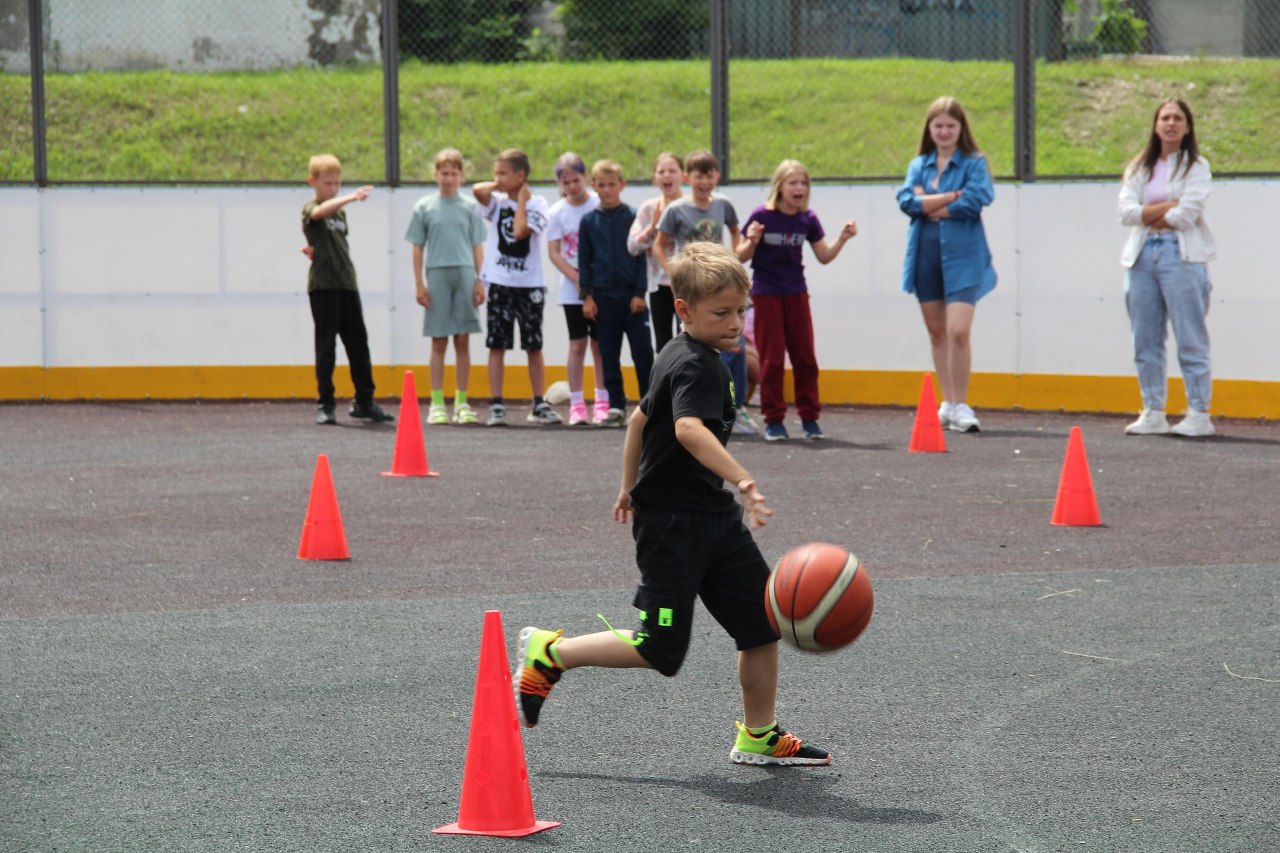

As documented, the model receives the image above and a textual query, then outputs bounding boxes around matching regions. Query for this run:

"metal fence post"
[28,0,47,186]
[710,0,730,180]
[382,0,400,186]
[1013,0,1036,181]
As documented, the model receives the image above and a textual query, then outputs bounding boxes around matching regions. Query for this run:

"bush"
[1091,0,1148,55]
[559,0,708,60]
[399,0,539,64]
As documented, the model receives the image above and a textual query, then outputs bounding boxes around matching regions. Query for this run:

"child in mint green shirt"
[405,148,488,425]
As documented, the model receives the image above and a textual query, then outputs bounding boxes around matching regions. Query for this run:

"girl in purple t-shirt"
[737,160,857,441]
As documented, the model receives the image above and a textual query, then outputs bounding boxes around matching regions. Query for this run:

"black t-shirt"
[631,332,738,512]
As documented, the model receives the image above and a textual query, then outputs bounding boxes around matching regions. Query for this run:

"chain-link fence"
[2,0,1278,184]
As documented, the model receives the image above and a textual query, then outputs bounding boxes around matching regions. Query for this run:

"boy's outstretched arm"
[612,408,648,523]
[674,416,773,529]
[310,185,373,220]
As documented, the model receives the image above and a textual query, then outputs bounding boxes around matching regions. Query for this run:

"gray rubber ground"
[2,401,1277,852]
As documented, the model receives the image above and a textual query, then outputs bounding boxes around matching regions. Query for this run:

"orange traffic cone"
[297,453,351,560]
[908,373,947,453]
[1051,426,1102,526]
[435,611,559,837]
[382,370,439,478]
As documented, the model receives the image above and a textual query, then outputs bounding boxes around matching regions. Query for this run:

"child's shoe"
[733,407,758,435]
[597,408,626,428]
[948,403,980,433]
[486,403,507,426]
[315,404,336,426]
[764,422,789,442]
[514,627,565,728]
[426,405,449,425]
[349,401,394,423]
[801,419,825,440]
[568,401,590,426]
[527,402,563,425]
[452,403,478,425]
[729,721,831,766]
[592,397,610,426]
[938,401,954,428]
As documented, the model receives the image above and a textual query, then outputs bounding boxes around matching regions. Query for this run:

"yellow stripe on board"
[1,366,1277,420]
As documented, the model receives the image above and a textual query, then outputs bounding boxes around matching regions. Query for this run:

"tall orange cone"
[908,372,948,453]
[1051,426,1102,526]
[297,453,351,560]
[435,611,559,837]
[382,370,439,477]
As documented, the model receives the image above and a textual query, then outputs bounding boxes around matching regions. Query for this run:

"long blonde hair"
[765,159,810,212]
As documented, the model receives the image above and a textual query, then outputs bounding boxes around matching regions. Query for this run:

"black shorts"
[629,505,776,677]
[562,303,598,341]
[486,283,545,351]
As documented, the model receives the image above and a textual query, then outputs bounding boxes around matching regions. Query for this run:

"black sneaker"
[315,405,336,426]
[348,401,394,423]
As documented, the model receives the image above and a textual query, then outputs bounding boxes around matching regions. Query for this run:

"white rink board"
[0,180,1275,383]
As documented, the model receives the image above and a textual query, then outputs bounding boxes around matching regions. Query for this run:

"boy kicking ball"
[514,242,830,767]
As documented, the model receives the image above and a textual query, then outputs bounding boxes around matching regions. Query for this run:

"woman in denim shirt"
[1117,98,1216,438]
[897,96,996,433]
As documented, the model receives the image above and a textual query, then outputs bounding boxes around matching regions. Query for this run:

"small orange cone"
[382,370,439,478]
[909,373,948,453]
[297,453,351,560]
[1051,426,1102,526]
[435,611,559,837]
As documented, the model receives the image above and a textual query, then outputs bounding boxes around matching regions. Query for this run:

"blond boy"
[514,243,831,767]
[302,153,392,425]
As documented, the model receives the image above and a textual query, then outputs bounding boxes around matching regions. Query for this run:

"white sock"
[595,388,609,405]
[570,390,584,405]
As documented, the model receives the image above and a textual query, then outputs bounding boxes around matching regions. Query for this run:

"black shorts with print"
[486,283,545,351]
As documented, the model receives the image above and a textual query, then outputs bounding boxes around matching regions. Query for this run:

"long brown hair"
[918,96,981,156]
[1128,98,1199,179]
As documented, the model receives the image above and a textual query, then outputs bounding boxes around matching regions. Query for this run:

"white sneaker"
[486,404,507,426]
[949,403,980,433]
[1170,409,1215,437]
[938,401,954,428]
[1124,408,1170,435]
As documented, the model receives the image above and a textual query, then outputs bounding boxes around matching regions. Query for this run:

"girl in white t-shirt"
[547,152,607,425]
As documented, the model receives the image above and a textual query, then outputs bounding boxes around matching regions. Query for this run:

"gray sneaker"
[527,402,563,425]
[597,407,626,428]
[486,403,507,426]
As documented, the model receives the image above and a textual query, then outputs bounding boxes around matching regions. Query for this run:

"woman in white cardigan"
[1117,98,1216,437]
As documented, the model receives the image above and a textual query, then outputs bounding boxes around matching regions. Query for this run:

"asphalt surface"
[2,401,1278,853]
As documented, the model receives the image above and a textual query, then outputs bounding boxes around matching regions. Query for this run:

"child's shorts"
[485,283,545,351]
[628,504,777,677]
[913,220,979,305]
[423,267,482,338]
[562,303,598,341]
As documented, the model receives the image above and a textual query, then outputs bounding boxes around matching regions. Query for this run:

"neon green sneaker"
[514,627,564,728]
[729,721,832,766]
[426,405,449,425]
[452,403,478,425]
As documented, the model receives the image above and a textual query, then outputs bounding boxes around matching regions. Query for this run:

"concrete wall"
[0,0,380,73]
[1,180,1276,416]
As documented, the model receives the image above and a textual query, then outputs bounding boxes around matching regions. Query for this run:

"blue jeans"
[594,295,655,411]
[1125,233,1212,412]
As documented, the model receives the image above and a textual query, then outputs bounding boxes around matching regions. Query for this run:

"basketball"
[765,543,874,653]
[545,380,571,406]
